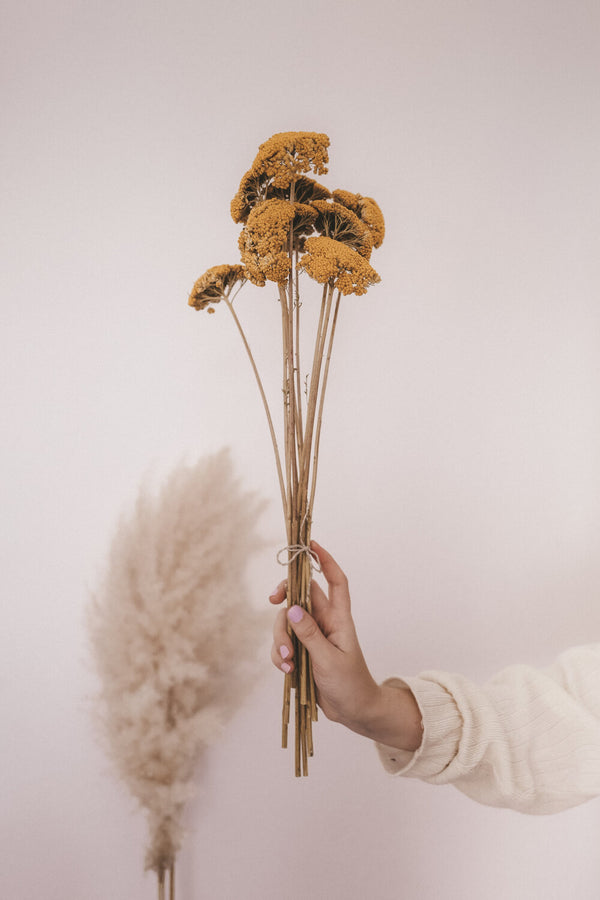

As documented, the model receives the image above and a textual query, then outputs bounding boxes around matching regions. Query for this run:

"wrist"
[354,682,423,751]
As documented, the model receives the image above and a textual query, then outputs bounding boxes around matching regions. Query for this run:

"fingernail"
[269,588,278,600]
[280,645,290,660]
[281,662,291,674]
[288,605,304,623]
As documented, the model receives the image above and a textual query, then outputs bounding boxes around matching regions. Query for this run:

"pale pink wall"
[3,1,600,897]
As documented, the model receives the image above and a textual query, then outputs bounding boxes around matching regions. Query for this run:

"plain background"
[3,1,600,897]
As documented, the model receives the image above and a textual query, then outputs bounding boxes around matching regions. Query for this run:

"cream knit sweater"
[376,644,600,813]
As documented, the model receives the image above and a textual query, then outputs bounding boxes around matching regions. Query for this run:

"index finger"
[310,541,351,611]
[269,580,287,605]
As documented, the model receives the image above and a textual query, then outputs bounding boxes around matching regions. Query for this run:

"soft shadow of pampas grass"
[88,449,269,890]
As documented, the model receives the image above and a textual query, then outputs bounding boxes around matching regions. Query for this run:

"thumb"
[287,605,335,667]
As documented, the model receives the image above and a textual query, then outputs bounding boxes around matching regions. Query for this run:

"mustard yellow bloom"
[238,200,319,285]
[298,236,380,296]
[330,189,359,213]
[311,200,373,259]
[238,200,295,286]
[188,264,246,313]
[251,132,330,189]
[332,190,385,248]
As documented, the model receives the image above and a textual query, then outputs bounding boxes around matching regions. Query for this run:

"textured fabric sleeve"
[376,644,600,814]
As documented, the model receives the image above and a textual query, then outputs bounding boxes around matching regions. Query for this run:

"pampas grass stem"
[90,449,268,887]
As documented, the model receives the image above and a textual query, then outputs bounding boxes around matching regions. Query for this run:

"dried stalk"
[157,863,175,900]
[222,295,287,519]
[308,289,342,520]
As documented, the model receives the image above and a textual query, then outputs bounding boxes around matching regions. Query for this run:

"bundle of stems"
[225,274,340,776]
[189,132,384,774]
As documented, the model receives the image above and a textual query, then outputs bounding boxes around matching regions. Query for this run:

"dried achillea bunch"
[188,131,385,775]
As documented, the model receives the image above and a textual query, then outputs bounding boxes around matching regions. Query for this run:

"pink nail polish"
[288,605,304,623]
[280,645,290,660]
[281,662,291,674]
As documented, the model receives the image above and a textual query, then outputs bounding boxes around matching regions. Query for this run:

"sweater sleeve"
[375,644,600,814]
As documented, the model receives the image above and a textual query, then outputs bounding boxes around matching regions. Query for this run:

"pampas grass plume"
[89,449,268,885]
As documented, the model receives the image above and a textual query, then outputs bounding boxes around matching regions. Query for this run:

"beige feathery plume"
[89,449,268,897]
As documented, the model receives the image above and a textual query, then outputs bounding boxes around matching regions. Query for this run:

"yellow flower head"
[251,132,330,190]
[238,200,296,286]
[332,190,385,248]
[311,200,373,259]
[188,264,246,312]
[298,236,381,296]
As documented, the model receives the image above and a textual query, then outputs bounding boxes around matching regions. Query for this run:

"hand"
[269,541,423,751]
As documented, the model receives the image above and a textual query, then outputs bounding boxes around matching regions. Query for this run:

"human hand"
[269,541,423,751]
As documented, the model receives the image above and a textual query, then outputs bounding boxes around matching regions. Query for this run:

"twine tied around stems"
[276,544,322,575]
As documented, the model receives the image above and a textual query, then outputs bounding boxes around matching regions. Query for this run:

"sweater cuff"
[375,676,463,778]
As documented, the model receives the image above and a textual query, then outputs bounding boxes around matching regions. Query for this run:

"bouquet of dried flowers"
[189,132,384,775]
[89,450,267,899]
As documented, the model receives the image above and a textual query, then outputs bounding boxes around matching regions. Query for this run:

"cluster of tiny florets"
[188,264,246,313]
[252,131,330,189]
[298,236,380,296]
[238,200,296,286]
[332,190,385,248]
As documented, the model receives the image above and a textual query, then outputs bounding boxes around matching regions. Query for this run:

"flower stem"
[308,289,341,520]
[299,283,334,509]
[222,295,287,517]
[294,252,304,458]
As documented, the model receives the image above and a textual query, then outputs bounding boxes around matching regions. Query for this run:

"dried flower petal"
[298,235,381,296]
[188,264,246,312]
